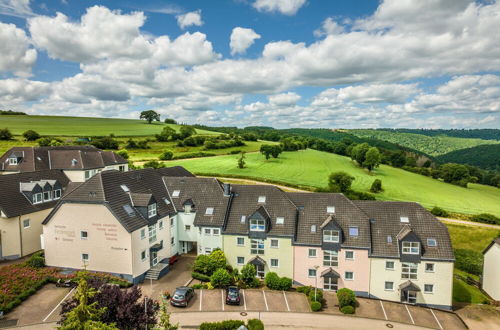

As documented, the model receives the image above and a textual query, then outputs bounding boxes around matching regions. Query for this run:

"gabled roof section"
[483,237,500,254]
[130,193,154,207]
[396,224,413,240]
[249,205,271,222]
[321,267,340,278]
[399,280,421,292]
[156,166,194,177]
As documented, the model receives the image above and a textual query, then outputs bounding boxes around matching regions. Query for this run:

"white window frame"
[323,250,338,266]
[425,263,435,273]
[148,225,157,243]
[323,230,339,243]
[402,263,418,280]
[43,191,52,202]
[345,250,355,260]
[311,225,316,233]
[147,203,157,218]
[82,253,89,262]
[400,216,409,223]
[250,219,265,232]
[23,219,30,229]
[385,260,395,270]
[205,207,214,215]
[402,241,420,254]
[141,250,147,261]
[80,231,88,240]
[237,237,245,246]
[345,271,354,281]
[250,239,265,255]
[8,157,17,165]
[385,281,394,291]
[270,239,279,248]
[237,257,245,265]
[270,259,279,268]
[258,196,266,203]
[33,193,43,204]
[308,248,317,258]
[140,228,146,240]
[276,217,284,225]
[204,228,211,235]
[327,206,335,213]
[424,284,434,294]
[240,215,246,223]
[53,189,61,200]
[172,190,180,197]
[308,269,317,278]
[213,228,220,236]
[348,226,359,237]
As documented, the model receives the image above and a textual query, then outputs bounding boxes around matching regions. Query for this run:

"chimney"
[223,183,231,197]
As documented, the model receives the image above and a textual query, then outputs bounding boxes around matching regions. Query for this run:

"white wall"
[197,227,223,255]
[483,243,500,300]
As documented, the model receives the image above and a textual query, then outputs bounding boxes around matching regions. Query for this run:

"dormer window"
[33,193,43,204]
[53,189,61,200]
[311,225,316,233]
[8,157,17,165]
[323,230,339,243]
[250,219,265,231]
[71,159,78,166]
[327,206,335,214]
[276,217,284,225]
[427,238,437,247]
[387,235,393,244]
[240,215,246,223]
[402,241,419,254]
[123,204,134,216]
[147,203,157,218]
[400,216,409,223]
[258,196,266,203]
[205,207,214,215]
[349,226,359,237]
[43,191,52,202]
[172,190,180,198]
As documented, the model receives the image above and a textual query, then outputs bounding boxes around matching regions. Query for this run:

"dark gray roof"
[287,192,371,248]
[0,146,127,172]
[156,166,194,178]
[0,170,70,217]
[224,185,297,237]
[163,177,230,227]
[354,201,454,260]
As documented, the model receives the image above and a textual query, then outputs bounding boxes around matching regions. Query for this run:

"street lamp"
[314,265,320,301]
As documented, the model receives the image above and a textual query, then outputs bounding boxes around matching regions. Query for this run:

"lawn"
[445,222,500,253]
[453,277,489,304]
[0,115,218,136]
[166,149,500,216]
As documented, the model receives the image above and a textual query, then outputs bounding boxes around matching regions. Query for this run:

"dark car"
[170,287,194,307]
[225,286,241,305]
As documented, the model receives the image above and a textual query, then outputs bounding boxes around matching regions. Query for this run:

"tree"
[91,136,119,150]
[209,249,227,270]
[155,298,178,330]
[405,156,417,167]
[370,179,383,193]
[210,268,232,288]
[439,163,471,187]
[164,118,177,124]
[237,151,246,169]
[260,144,282,160]
[363,147,381,171]
[0,128,13,140]
[241,264,256,284]
[350,143,370,166]
[270,145,283,158]
[23,130,41,141]
[140,110,160,124]
[143,160,166,169]
[116,149,129,159]
[156,127,177,142]
[328,171,355,193]
[193,254,217,275]
[179,126,196,139]
[389,151,406,168]
[159,150,174,160]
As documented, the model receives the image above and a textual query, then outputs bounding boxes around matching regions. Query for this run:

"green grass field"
[445,222,500,253]
[0,115,218,136]
[165,149,500,216]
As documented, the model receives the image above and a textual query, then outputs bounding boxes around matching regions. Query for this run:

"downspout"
[18,216,23,257]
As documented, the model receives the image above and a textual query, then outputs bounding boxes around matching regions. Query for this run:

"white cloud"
[230,27,261,55]
[268,92,301,106]
[313,17,344,37]
[0,79,50,102]
[176,10,203,29]
[0,23,37,77]
[253,0,306,15]
[0,0,34,18]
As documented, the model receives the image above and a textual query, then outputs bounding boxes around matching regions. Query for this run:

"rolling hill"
[165,149,500,216]
[436,144,500,171]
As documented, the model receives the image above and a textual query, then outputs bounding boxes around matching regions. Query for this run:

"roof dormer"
[320,214,343,251]
[397,225,422,263]
[7,151,23,165]
[248,206,271,239]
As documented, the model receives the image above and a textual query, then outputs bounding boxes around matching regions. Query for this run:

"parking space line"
[199,289,203,311]
[405,304,415,324]
[262,290,269,311]
[221,289,224,311]
[43,287,75,322]
[379,300,388,320]
[429,308,443,330]
[242,289,247,311]
[283,291,290,312]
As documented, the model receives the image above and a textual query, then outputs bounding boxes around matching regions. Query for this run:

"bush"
[340,305,355,314]
[38,137,63,147]
[199,320,245,330]
[209,250,227,270]
[210,268,232,288]
[0,128,13,140]
[143,160,165,169]
[471,213,500,225]
[191,283,208,289]
[23,130,41,141]
[247,319,264,330]
[278,277,293,291]
[430,206,449,217]
[91,135,119,149]
[337,288,356,308]
[116,149,129,159]
[308,288,323,302]
[159,150,173,160]
[264,272,280,289]
[241,264,257,285]
[230,150,242,154]
[310,301,322,311]
[296,286,312,296]
[172,152,216,160]
[370,179,383,193]
[26,252,45,268]
[191,271,211,282]
[454,249,483,275]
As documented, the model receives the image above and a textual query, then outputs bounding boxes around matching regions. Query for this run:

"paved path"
[439,217,500,229]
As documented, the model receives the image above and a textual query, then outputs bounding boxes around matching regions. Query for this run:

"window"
[402,263,418,280]
[170,218,174,227]
[251,239,264,255]
[385,281,394,291]
[385,261,395,270]
[345,271,354,280]
[148,203,157,218]
[43,191,51,201]
[240,215,246,223]
[80,231,88,239]
[387,235,393,244]
[345,251,354,260]
[82,253,89,262]
[270,239,279,248]
[205,207,214,215]
[8,157,17,165]
[402,241,420,254]
[140,229,146,240]
[171,237,175,245]
[271,259,279,268]
[53,189,61,199]
[163,198,171,205]
[185,225,191,231]
[400,216,409,223]
[119,165,125,172]
[204,228,211,235]
[120,184,129,192]
[327,206,335,213]
[33,193,43,204]
[349,227,358,237]
[158,220,163,230]
[205,248,212,255]
[258,196,266,203]
[148,225,157,243]
[172,190,180,197]
[323,230,339,243]
[276,217,284,225]
[427,238,437,247]
[237,237,245,246]
[323,250,338,266]
[308,249,317,258]
[237,257,245,265]
[308,269,317,277]
[250,219,265,232]
[213,228,220,236]
[311,225,316,233]
[85,170,91,180]
[425,263,435,273]
[324,277,338,291]
[424,284,434,294]
[141,250,147,261]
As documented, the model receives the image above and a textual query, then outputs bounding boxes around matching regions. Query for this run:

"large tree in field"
[140,110,160,124]
[363,147,381,171]
[328,171,355,193]
[350,143,370,167]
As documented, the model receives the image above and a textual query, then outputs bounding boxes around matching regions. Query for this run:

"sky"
[0,0,499,129]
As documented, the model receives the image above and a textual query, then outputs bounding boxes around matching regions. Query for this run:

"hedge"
[247,319,264,330]
[308,288,323,302]
[430,206,449,217]
[310,301,322,312]
[471,213,500,225]
[454,249,483,275]
[192,271,211,282]
[264,272,292,291]
[337,288,356,308]
[199,320,245,330]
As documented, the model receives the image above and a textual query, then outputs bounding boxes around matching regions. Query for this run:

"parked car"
[225,286,241,305]
[170,286,194,307]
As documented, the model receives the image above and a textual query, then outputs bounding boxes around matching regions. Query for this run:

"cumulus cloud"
[268,92,301,106]
[253,0,307,15]
[230,27,261,55]
[0,22,37,77]
[0,79,50,102]
[176,10,203,29]
[313,17,344,37]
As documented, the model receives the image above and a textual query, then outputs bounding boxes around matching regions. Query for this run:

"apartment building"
[0,146,128,181]
[0,170,70,259]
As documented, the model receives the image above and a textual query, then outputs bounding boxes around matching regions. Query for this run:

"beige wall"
[43,203,133,275]
[483,243,500,301]
[62,170,87,183]
[369,258,453,308]
[0,208,51,258]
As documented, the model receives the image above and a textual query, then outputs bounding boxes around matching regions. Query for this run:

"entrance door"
[402,291,417,304]
[151,251,158,266]
[323,277,338,291]
[256,265,265,278]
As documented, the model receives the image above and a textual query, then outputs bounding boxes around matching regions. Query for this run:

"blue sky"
[0,0,499,128]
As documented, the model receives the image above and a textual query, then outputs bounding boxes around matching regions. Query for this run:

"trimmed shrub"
[340,305,355,314]
[471,213,500,225]
[191,271,210,282]
[278,277,292,291]
[370,179,383,193]
[199,320,245,330]
[308,288,323,302]
[430,206,449,217]
[241,263,256,285]
[264,272,280,289]
[159,150,173,160]
[297,286,312,296]
[26,252,45,268]
[192,283,208,289]
[310,301,322,312]
[337,288,356,308]
[116,149,129,159]
[247,319,264,330]
[210,268,232,288]
[454,249,483,275]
